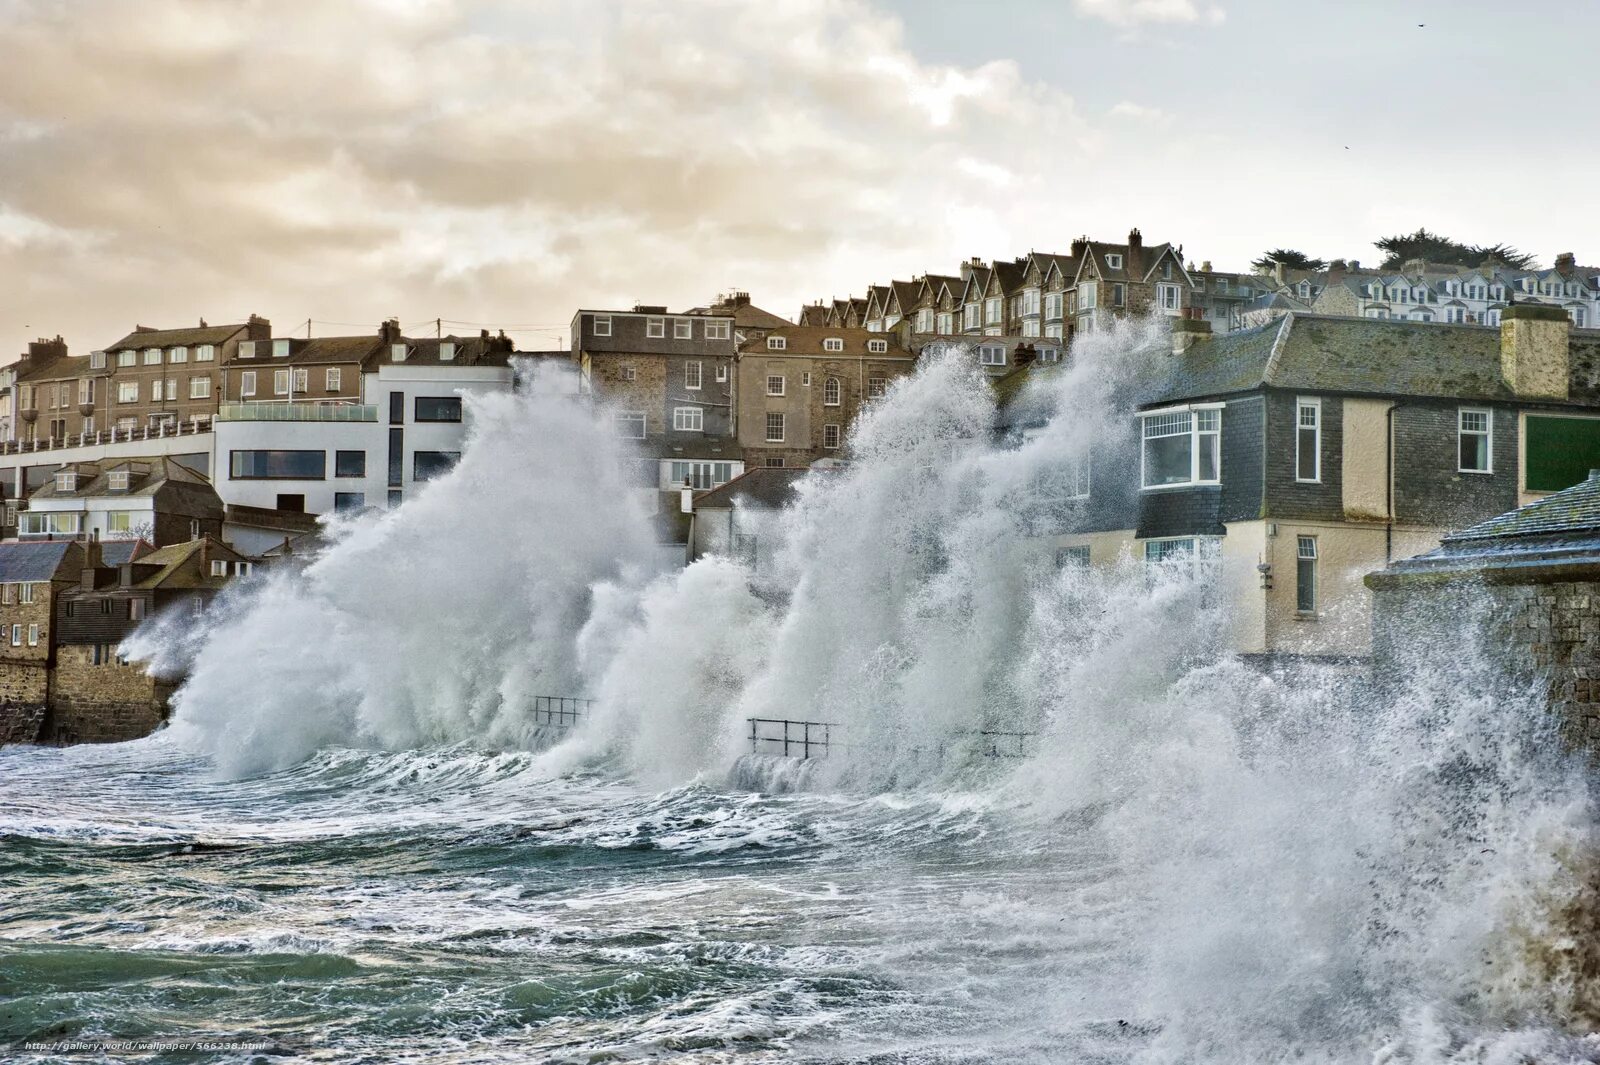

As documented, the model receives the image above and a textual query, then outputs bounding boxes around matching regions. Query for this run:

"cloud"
[1108,102,1168,122]
[0,0,1097,351]
[1072,0,1225,28]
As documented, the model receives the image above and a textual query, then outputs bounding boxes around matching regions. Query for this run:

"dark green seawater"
[0,737,1132,1064]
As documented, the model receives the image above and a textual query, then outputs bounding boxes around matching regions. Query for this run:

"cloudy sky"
[1,0,1595,353]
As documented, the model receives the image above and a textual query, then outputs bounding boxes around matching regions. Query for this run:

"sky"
[1,0,1595,353]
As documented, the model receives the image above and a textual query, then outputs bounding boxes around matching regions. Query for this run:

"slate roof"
[1446,473,1600,543]
[1152,312,1600,408]
[693,467,809,510]
[100,540,152,566]
[105,324,246,352]
[741,327,909,356]
[28,456,211,502]
[129,537,246,590]
[0,541,75,583]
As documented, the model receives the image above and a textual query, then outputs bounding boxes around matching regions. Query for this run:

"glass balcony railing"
[217,402,378,422]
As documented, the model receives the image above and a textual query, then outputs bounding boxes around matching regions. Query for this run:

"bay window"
[1141,406,1221,488]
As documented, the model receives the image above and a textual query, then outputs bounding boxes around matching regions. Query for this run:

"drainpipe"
[1384,401,1408,562]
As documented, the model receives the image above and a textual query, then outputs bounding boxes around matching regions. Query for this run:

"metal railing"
[747,717,843,759]
[971,730,1035,759]
[0,416,213,455]
[531,695,592,730]
[217,402,377,423]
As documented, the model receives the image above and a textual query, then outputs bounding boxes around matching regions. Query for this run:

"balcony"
[217,402,377,422]
[0,416,213,456]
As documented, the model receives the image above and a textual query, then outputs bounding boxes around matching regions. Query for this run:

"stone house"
[1013,303,1600,662]
[1069,230,1191,335]
[45,536,249,744]
[22,456,224,546]
[97,317,272,434]
[0,540,85,742]
[735,327,917,469]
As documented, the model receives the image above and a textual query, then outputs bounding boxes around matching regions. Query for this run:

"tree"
[1252,248,1328,272]
[1374,228,1536,271]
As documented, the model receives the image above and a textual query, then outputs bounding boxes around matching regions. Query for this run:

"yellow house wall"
[1341,398,1393,521]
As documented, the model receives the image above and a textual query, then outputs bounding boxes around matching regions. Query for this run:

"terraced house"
[1009,305,1600,662]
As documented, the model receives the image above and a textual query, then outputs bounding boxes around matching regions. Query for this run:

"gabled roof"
[129,536,247,590]
[740,327,907,356]
[100,540,152,566]
[105,324,247,353]
[888,280,921,316]
[693,467,809,510]
[28,456,211,502]
[0,540,75,583]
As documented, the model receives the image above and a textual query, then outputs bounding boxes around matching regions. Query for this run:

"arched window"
[823,377,841,406]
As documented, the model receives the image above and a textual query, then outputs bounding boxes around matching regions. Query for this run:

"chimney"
[80,540,102,589]
[1170,317,1213,356]
[1349,260,1361,271]
[24,335,68,366]
[1556,252,1577,276]
[246,314,271,341]
[1327,260,1349,284]
[1200,260,1213,273]
[379,318,402,344]
[1070,236,1088,261]
[959,257,986,282]
[199,317,208,328]
[1500,303,1570,399]
[1273,260,1287,286]
[1013,343,1037,368]
[1126,228,1144,274]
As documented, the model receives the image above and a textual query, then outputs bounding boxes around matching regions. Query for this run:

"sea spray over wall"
[130,362,659,776]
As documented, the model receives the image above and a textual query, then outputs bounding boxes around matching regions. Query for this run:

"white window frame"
[684,361,702,390]
[1296,535,1318,614]
[765,412,785,442]
[240,371,257,398]
[117,381,138,403]
[1458,408,1493,474]
[715,364,728,383]
[1105,253,1123,270]
[27,623,38,647]
[867,374,887,399]
[143,347,161,365]
[646,317,665,339]
[593,315,612,337]
[672,406,704,432]
[292,367,308,393]
[211,560,228,577]
[189,376,211,399]
[272,339,290,358]
[867,339,888,353]
[979,344,1006,366]
[767,336,787,351]
[273,370,289,395]
[705,320,730,341]
[766,375,785,397]
[439,341,455,361]
[823,377,841,406]
[170,346,188,363]
[673,319,692,340]
[1157,283,1182,312]
[614,410,646,440]
[823,337,844,352]
[1140,404,1223,489]
[326,368,341,392]
[823,423,841,449]
[1295,398,1321,483]
[196,344,215,362]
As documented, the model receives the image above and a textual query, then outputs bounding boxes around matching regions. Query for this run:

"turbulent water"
[5,321,1600,1063]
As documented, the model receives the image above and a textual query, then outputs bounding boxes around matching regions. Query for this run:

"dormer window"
[823,338,844,352]
[238,341,256,359]
[767,336,787,350]
[170,346,187,363]
[90,351,106,369]
[196,344,215,362]
[646,317,665,339]
[273,339,290,357]
[867,339,888,353]
[979,344,1006,366]
[1038,347,1060,363]
[55,471,76,492]
[1105,254,1123,270]
[144,348,161,365]
[108,470,129,491]
[391,343,408,362]
[439,341,455,361]
[674,319,692,339]
[593,315,612,337]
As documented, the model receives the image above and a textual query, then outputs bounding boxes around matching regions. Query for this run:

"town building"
[686,467,808,571]
[21,456,224,546]
[735,327,917,468]
[1011,304,1600,662]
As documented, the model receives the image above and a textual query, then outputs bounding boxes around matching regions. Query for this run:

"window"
[766,375,785,396]
[705,320,730,340]
[114,348,135,366]
[824,337,844,352]
[824,377,841,406]
[190,376,212,399]
[211,560,228,577]
[239,371,256,398]
[391,343,408,362]
[54,470,76,492]
[765,412,785,442]
[273,370,289,396]
[674,319,692,339]
[1143,537,1221,575]
[414,396,462,422]
[144,347,161,365]
[715,364,728,383]
[1038,347,1061,363]
[620,365,636,381]
[334,492,366,512]
[1,584,10,604]
[667,461,735,490]
[868,374,887,398]
[20,582,35,604]
[801,372,811,387]
[26,624,38,647]
[593,315,612,337]
[1045,293,1063,320]
[107,511,135,533]
[1056,546,1091,568]
[413,451,460,482]
[196,344,215,362]
[823,424,841,449]
[1141,407,1221,488]
[1296,536,1318,614]
[234,562,254,577]
[768,336,787,350]
[1459,408,1492,473]
[1105,253,1123,270]
[1157,284,1182,312]
[292,368,308,393]
[78,379,94,405]
[269,339,288,358]
[979,344,1006,366]
[1080,282,1097,310]
[130,599,146,621]
[335,450,366,477]
[9,624,18,646]
[229,450,327,480]
[439,342,455,361]
[90,350,106,369]
[937,312,954,334]
[685,362,702,390]
[764,457,785,469]
[984,297,1001,325]
[326,368,341,392]
[964,304,980,329]
[672,406,704,431]
[1296,398,1320,482]
[614,411,646,439]
[647,317,665,339]
[1112,283,1126,307]
[867,339,888,353]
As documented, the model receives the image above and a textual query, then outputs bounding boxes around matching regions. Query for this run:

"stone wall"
[43,644,171,744]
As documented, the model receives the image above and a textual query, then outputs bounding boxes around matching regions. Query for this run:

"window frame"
[823,377,841,406]
[1139,404,1223,489]
[867,339,888,353]
[1458,407,1493,474]
[646,317,665,339]
[672,406,704,432]
[766,375,785,397]
[674,319,693,340]
[684,361,702,390]
[1296,535,1318,614]
[614,410,646,440]
[593,315,611,337]
[823,423,841,449]
[1295,397,1321,483]
[765,411,785,443]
